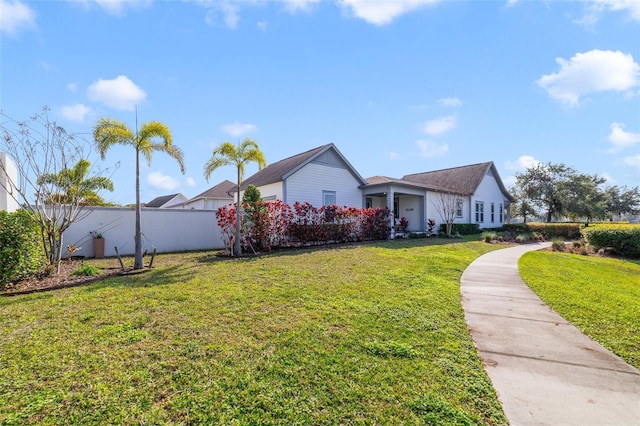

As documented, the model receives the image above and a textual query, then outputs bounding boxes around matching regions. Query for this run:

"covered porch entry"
[363,178,427,235]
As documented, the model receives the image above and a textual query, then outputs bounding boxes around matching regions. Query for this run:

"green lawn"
[520,251,640,369]
[0,239,508,425]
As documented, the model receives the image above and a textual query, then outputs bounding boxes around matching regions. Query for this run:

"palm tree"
[204,138,266,256]
[38,158,114,206]
[93,118,185,269]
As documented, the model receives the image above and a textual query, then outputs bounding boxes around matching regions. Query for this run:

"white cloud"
[148,171,180,191]
[281,0,320,13]
[438,97,462,107]
[580,0,640,24]
[505,155,541,171]
[60,103,91,122]
[86,0,152,16]
[202,2,240,29]
[338,0,440,26]
[607,122,640,153]
[186,177,197,187]
[422,115,456,136]
[0,0,36,36]
[220,3,239,29]
[416,140,448,158]
[257,21,268,31]
[624,154,640,167]
[221,122,257,137]
[67,82,79,92]
[537,49,640,106]
[386,151,403,160]
[87,75,146,111]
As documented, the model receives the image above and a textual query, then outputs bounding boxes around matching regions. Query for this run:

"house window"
[475,201,484,223]
[499,204,504,223]
[366,197,372,209]
[490,203,495,223]
[323,190,336,206]
[456,199,463,218]
[394,196,399,219]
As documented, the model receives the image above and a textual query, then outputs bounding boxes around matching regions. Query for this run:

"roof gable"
[190,180,235,201]
[242,143,365,189]
[145,193,187,208]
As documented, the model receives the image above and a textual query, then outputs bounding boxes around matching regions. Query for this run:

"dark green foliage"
[583,226,640,258]
[0,210,46,288]
[439,223,480,236]
[241,184,261,205]
[503,222,582,240]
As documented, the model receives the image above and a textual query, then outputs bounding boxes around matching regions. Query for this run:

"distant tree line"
[511,162,640,223]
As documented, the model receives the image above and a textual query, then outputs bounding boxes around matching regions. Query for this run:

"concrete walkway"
[461,242,640,426]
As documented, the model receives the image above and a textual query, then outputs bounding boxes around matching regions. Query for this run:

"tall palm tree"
[204,138,266,256]
[38,158,114,206]
[93,118,185,269]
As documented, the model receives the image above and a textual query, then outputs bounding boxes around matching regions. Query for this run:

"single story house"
[238,143,513,232]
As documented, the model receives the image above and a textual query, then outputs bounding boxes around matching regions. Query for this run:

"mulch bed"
[2,260,145,296]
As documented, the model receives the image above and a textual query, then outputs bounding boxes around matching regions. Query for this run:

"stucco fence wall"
[61,207,225,259]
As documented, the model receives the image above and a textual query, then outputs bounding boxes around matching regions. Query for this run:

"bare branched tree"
[1,108,111,272]
[431,190,461,237]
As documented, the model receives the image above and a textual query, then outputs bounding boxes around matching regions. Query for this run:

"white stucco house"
[237,143,514,232]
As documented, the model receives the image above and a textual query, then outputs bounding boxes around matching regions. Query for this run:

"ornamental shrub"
[503,223,582,240]
[583,225,640,258]
[0,210,46,288]
[439,223,480,236]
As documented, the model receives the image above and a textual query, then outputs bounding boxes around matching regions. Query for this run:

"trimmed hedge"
[0,210,46,288]
[503,222,583,240]
[439,223,480,236]
[583,225,640,258]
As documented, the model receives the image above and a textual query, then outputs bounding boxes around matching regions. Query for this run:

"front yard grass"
[0,238,508,425]
[519,251,640,369]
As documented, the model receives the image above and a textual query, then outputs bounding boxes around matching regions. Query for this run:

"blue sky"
[1,0,639,205]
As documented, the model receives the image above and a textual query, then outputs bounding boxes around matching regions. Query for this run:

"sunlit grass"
[1,238,508,425]
[520,251,640,369]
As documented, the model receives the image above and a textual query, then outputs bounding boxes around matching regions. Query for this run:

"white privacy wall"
[61,207,225,258]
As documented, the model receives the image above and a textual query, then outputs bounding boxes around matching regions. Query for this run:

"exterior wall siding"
[253,181,284,202]
[472,171,508,228]
[285,163,363,207]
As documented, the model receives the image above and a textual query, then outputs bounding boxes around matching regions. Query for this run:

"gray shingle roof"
[190,180,235,201]
[403,161,514,200]
[145,193,184,208]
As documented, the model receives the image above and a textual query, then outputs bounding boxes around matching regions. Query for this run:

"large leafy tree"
[561,173,607,223]
[515,162,574,222]
[38,158,114,206]
[93,118,184,269]
[204,138,266,256]
[605,185,640,219]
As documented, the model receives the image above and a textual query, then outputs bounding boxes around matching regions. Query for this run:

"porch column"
[386,187,395,234]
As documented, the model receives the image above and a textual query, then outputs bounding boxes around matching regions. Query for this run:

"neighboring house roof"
[145,193,188,208]
[365,175,451,192]
[402,161,515,201]
[241,143,366,190]
[189,180,235,201]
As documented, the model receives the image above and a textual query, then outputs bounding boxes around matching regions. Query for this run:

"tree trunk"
[234,167,242,256]
[134,149,143,269]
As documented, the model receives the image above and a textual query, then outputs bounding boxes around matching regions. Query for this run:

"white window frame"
[456,199,463,218]
[475,201,484,223]
[490,202,495,223]
[499,204,504,223]
[323,190,336,206]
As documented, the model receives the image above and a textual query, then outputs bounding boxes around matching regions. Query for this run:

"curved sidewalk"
[461,243,640,426]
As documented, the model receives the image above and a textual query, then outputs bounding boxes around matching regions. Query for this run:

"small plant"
[66,244,81,262]
[71,265,102,276]
[89,230,103,239]
[427,218,436,236]
[551,239,565,252]
[481,231,496,243]
[398,217,409,232]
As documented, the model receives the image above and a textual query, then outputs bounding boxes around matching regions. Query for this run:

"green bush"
[71,265,103,276]
[504,223,582,240]
[583,225,640,258]
[551,239,565,252]
[439,223,480,236]
[0,210,46,288]
[481,231,497,243]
